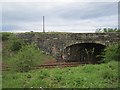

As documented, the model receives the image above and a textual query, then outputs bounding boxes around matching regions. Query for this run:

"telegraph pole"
[43,16,45,33]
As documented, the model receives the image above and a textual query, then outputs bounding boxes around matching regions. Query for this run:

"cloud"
[1,2,118,33]
[2,3,44,23]
[1,0,119,2]
[56,2,117,20]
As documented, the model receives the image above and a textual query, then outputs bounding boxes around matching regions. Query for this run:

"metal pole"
[43,16,45,33]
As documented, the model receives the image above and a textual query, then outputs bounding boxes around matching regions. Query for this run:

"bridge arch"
[63,42,106,64]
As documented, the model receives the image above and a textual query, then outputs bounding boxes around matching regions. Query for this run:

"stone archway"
[63,43,106,64]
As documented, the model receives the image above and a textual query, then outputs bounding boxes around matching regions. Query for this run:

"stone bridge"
[17,32,120,64]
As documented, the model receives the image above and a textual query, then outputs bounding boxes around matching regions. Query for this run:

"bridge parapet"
[16,32,120,61]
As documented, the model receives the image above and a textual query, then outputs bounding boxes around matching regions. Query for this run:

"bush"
[102,43,120,63]
[10,44,42,72]
[2,32,13,41]
[8,34,25,52]
[9,38,25,52]
[2,33,25,58]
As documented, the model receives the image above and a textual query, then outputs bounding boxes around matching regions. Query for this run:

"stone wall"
[16,32,120,61]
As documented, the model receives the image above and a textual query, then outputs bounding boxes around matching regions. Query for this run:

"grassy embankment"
[3,61,119,88]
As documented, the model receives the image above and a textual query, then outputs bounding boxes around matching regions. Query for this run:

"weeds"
[2,61,119,88]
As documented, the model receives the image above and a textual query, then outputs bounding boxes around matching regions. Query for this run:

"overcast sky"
[1,0,119,33]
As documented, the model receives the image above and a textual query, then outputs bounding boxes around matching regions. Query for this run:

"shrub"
[9,38,25,52]
[8,34,25,52]
[10,44,42,72]
[102,43,120,63]
[2,33,25,58]
[2,32,13,41]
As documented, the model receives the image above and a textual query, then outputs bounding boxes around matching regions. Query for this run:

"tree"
[95,28,120,33]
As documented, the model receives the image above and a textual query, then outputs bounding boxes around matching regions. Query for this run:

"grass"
[2,44,54,73]
[4,53,53,66]
[2,61,119,88]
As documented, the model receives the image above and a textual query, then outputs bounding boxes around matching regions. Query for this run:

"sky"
[0,0,119,33]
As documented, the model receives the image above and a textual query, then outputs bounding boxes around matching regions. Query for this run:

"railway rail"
[2,62,81,71]
[36,62,80,69]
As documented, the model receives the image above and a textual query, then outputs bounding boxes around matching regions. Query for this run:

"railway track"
[2,62,81,71]
[36,62,80,69]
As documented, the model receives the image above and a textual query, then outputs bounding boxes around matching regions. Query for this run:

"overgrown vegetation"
[2,33,25,57]
[2,32,54,72]
[2,61,119,88]
[9,44,46,72]
[95,28,120,33]
[2,32,119,88]
[102,43,120,63]
[2,32,13,41]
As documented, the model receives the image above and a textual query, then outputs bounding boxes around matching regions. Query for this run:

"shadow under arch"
[63,43,106,64]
